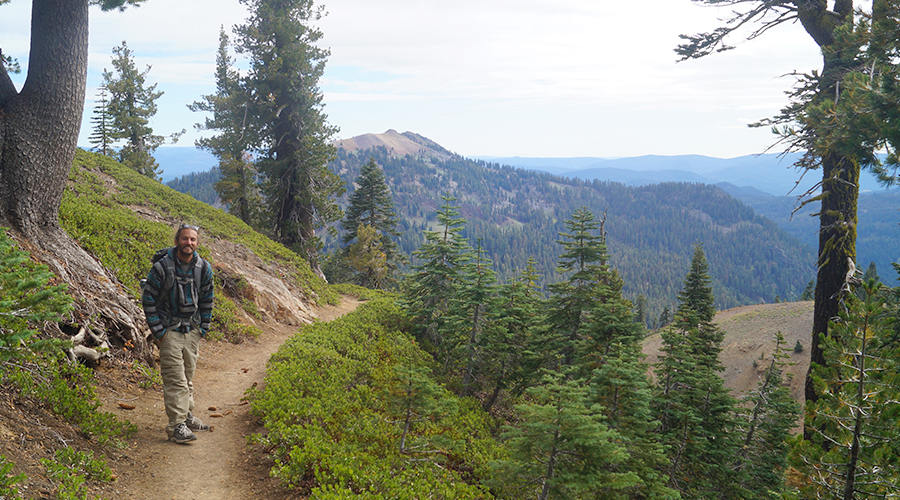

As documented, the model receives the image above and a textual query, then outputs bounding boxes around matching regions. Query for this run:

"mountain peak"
[334,130,453,159]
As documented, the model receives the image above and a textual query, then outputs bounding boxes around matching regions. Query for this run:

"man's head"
[174,224,199,263]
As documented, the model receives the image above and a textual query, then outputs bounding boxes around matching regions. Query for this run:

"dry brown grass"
[643,301,813,407]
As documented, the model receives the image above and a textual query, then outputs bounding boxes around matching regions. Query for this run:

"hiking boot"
[169,422,197,444]
[185,412,209,431]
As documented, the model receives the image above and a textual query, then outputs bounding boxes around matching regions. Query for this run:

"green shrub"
[209,294,262,343]
[0,229,72,361]
[40,447,114,500]
[250,298,502,498]
[3,355,136,447]
[0,454,25,499]
[131,360,162,389]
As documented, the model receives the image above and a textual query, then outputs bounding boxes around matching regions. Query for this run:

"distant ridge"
[481,153,889,196]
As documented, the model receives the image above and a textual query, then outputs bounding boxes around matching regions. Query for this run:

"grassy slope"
[643,301,813,407]
[60,149,335,305]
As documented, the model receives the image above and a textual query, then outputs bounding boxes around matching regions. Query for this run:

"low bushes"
[250,297,504,498]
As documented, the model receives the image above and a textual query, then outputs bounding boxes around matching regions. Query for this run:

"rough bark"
[806,152,858,404]
[800,2,857,406]
[0,0,153,364]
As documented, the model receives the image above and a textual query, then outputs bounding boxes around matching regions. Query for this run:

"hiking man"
[142,224,214,444]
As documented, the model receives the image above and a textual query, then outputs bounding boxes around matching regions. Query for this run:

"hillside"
[165,130,817,323]
[0,149,836,498]
[643,301,813,409]
[0,150,343,498]
[736,189,900,286]
[326,131,816,322]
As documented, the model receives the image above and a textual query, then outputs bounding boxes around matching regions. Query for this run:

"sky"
[1,0,825,159]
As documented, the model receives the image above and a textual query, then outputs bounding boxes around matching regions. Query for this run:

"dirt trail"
[95,297,359,500]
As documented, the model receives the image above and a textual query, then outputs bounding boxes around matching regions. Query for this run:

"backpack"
[140,247,206,320]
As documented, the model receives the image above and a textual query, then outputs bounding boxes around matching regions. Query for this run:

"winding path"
[95,297,359,500]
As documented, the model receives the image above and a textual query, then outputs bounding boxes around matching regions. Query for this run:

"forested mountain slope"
[734,189,900,286]
[327,132,815,321]
[166,130,816,321]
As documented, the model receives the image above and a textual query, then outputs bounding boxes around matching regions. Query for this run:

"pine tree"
[633,294,648,329]
[582,253,678,499]
[657,306,671,329]
[733,332,800,499]
[88,85,114,157]
[789,279,900,499]
[444,239,499,396]
[653,243,745,499]
[215,153,263,228]
[235,0,345,270]
[346,224,388,290]
[190,27,262,228]
[400,194,472,356]
[384,365,457,457]
[800,279,815,301]
[103,41,165,179]
[546,207,607,367]
[341,158,404,287]
[482,258,546,412]
[856,261,880,300]
[491,369,639,500]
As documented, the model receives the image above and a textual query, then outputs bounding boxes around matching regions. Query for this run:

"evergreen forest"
[170,137,817,326]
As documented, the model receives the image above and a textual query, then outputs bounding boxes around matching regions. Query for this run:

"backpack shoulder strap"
[193,255,206,293]
[158,249,177,298]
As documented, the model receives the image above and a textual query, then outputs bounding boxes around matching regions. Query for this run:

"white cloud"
[1,0,825,158]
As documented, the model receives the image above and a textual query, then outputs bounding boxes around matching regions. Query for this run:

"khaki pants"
[158,327,202,437]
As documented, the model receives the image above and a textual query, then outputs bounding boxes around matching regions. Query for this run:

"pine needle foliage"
[0,229,71,360]
[733,332,801,498]
[102,41,165,179]
[789,279,900,499]
[653,243,745,499]
[88,85,115,157]
[400,194,473,353]
[342,158,402,262]
[491,369,639,500]
[546,207,609,367]
[189,28,263,228]
[235,0,345,264]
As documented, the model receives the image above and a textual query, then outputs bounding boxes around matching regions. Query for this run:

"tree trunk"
[806,153,858,405]
[803,0,860,402]
[0,0,153,365]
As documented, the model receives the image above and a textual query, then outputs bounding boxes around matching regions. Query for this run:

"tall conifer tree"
[190,27,262,227]
[546,207,607,367]
[341,158,404,286]
[445,239,499,395]
[89,85,114,157]
[482,258,546,412]
[653,243,745,499]
[103,41,165,179]
[492,370,638,500]
[400,194,472,357]
[790,279,900,499]
[235,0,345,271]
[733,333,800,498]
